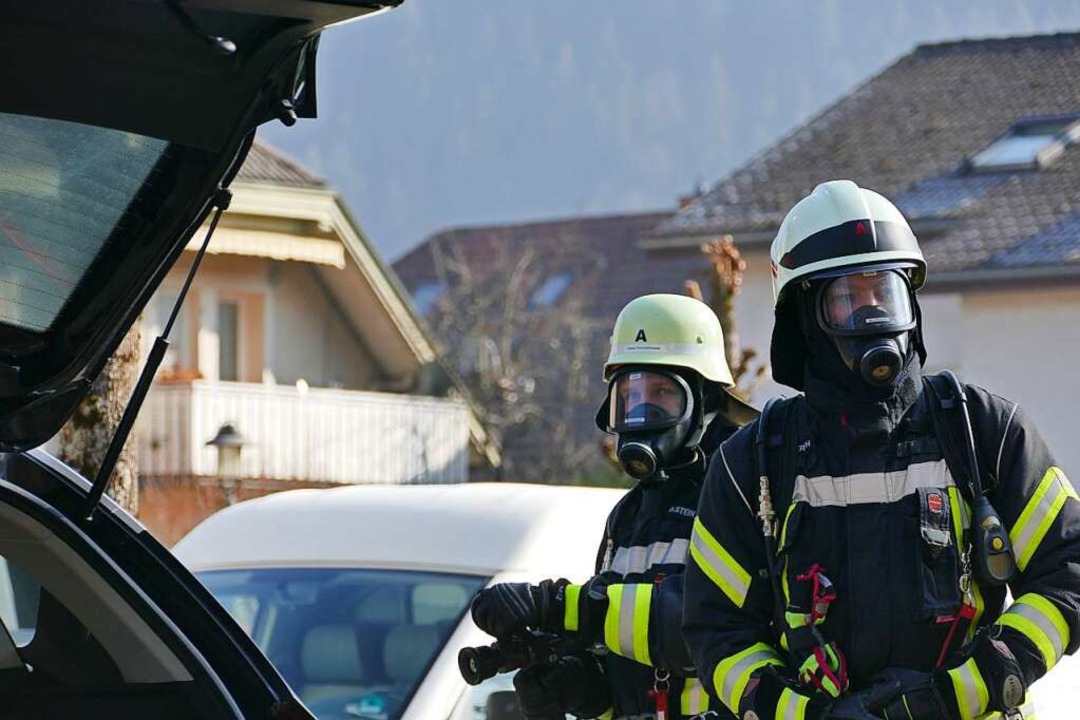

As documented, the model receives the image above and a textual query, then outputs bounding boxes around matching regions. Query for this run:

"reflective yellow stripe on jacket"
[776,687,811,720]
[1010,466,1079,572]
[689,516,751,608]
[679,678,709,717]
[996,593,1070,671]
[948,654,1038,720]
[603,583,652,665]
[948,657,989,718]
[713,642,784,711]
[563,583,581,631]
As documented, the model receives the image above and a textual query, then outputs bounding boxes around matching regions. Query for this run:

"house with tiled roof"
[394,210,732,481]
[651,31,1080,473]
[136,140,500,544]
[397,30,1080,480]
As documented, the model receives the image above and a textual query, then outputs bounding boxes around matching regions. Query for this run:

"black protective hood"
[770,286,927,393]
[0,0,400,451]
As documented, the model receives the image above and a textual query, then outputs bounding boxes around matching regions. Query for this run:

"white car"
[174,482,624,720]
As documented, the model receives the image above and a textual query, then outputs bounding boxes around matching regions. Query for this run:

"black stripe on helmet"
[778,219,919,271]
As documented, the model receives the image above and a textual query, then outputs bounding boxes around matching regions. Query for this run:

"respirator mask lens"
[607,370,689,433]
[816,269,916,387]
[821,270,914,332]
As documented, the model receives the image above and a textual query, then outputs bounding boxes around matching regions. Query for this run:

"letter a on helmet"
[602,294,733,385]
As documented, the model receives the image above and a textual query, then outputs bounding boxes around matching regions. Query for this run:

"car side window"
[0,553,126,687]
[0,556,40,646]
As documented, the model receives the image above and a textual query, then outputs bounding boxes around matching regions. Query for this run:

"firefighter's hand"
[883,633,1027,720]
[471,580,568,638]
[513,653,609,720]
[874,668,955,720]
[822,677,901,719]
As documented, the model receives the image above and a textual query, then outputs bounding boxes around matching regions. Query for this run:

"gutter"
[924,263,1080,293]
[639,218,958,252]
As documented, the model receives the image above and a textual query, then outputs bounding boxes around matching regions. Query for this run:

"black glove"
[877,634,1027,720]
[823,677,902,720]
[471,580,568,638]
[966,634,1027,715]
[513,653,610,720]
[874,668,954,720]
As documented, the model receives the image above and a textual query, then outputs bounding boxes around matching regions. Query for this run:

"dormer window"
[411,281,447,316]
[968,115,1080,171]
[528,272,573,309]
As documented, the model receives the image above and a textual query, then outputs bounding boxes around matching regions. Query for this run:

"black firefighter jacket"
[583,448,737,719]
[682,374,1080,719]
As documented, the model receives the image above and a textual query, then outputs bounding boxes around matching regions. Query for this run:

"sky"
[258,1,1080,261]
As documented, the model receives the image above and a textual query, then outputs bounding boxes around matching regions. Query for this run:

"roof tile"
[658,32,1080,275]
[236,139,326,188]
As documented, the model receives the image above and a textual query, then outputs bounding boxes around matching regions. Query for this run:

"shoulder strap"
[923,373,985,501]
[755,396,799,513]
[775,397,800,508]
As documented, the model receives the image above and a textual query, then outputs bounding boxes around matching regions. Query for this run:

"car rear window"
[198,568,487,720]
[0,113,167,331]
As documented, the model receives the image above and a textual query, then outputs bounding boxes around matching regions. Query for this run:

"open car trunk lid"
[0,0,399,451]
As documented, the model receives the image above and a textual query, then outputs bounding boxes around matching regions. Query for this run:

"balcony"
[137,381,472,484]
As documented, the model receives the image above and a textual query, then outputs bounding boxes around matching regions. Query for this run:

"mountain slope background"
[260,1,1080,260]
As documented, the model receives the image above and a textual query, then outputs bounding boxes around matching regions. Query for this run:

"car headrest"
[354,586,406,625]
[382,624,441,683]
[301,624,364,683]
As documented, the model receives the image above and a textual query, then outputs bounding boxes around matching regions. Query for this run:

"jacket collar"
[802,355,922,438]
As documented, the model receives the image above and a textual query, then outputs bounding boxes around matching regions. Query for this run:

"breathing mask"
[599,368,700,480]
[813,267,917,387]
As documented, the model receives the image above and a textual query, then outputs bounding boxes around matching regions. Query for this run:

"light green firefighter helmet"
[602,294,734,385]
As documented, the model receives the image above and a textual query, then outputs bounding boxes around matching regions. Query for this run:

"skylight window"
[411,281,447,316]
[528,272,573,309]
[968,115,1080,171]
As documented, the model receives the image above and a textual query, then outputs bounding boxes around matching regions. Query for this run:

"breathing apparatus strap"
[923,373,980,500]
[753,397,797,647]
[923,372,1017,589]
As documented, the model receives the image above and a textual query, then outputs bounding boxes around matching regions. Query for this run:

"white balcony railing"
[136,381,471,484]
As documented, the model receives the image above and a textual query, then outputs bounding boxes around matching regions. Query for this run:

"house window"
[968,116,1080,171]
[151,291,192,377]
[411,281,447,316]
[528,272,573,309]
[218,301,239,382]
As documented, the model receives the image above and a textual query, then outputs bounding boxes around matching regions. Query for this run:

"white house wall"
[266,262,381,389]
[732,247,785,402]
[959,287,1080,475]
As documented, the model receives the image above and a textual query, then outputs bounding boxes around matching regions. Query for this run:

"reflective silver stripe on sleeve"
[1008,600,1065,663]
[680,678,708,716]
[792,459,953,507]
[610,538,690,575]
[721,648,777,710]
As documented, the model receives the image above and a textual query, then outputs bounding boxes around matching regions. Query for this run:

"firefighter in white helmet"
[684,180,1080,720]
[471,293,756,719]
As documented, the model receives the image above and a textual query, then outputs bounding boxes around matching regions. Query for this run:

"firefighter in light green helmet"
[471,293,757,719]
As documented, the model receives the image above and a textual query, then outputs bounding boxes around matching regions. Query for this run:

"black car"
[0,2,400,717]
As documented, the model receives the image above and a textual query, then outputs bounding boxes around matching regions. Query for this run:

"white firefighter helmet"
[767,180,928,390]
[770,179,926,306]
